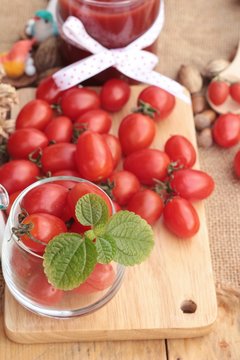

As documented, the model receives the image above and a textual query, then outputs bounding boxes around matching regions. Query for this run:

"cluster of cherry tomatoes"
[0,76,215,241]
[207,79,240,176]
[0,76,217,304]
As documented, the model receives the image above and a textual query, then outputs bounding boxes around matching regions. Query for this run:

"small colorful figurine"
[0,39,36,78]
[26,10,58,43]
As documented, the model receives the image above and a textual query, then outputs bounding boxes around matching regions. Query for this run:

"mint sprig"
[43,193,154,290]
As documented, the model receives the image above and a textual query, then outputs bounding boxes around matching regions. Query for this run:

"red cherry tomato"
[52,170,81,189]
[138,86,175,121]
[67,182,113,221]
[0,160,39,195]
[41,143,77,173]
[7,128,48,159]
[10,245,39,278]
[234,150,240,178]
[100,78,130,112]
[212,113,240,148]
[72,264,115,294]
[36,76,66,104]
[118,113,156,155]
[163,197,200,238]
[169,169,215,201]
[230,82,240,104]
[108,170,141,206]
[164,135,196,168]
[19,213,67,254]
[112,200,121,212]
[126,189,163,225]
[207,80,229,105]
[26,270,64,305]
[76,131,113,182]
[68,221,91,234]
[123,149,170,186]
[44,116,73,143]
[75,109,112,134]
[102,133,122,169]
[16,99,53,130]
[60,87,100,120]
[21,183,69,218]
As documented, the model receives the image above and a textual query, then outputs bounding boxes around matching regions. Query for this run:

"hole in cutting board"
[180,300,197,314]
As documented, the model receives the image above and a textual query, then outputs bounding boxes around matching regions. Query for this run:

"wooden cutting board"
[4,86,217,344]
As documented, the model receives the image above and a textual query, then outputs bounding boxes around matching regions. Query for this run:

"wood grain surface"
[4,86,217,344]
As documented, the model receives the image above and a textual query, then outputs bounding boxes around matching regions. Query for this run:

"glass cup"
[1,176,125,318]
[57,0,160,84]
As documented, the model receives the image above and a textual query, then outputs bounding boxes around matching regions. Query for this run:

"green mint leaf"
[106,211,154,266]
[95,234,116,264]
[75,193,109,226]
[43,233,97,290]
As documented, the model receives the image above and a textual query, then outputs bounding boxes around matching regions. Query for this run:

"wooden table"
[1,286,240,359]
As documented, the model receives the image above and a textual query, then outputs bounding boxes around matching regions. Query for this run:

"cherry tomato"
[169,169,215,201]
[212,113,240,148]
[100,78,130,112]
[52,170,81,189]
[41,143,77,173]
[72,264,115,294]
[36,76,65,105]
[21,183,69,218]
[0,160,40,195]
[137,86,175,121]
[7,128,48,159]
[16,99,53,130]
[67,182,113,221]
[163,197,200,238]
[44,116,73,143]
[10,245,39,278]
[19,213,67,254]
[68,221,91,234]
[230,82,240,104]
[164,135,196,168]
[108,170,141,206]
[234,150,240,178]
[6,190,21,216]
[76,131,113,182]
[126,189,163,225]
[26,270,64,305]
[112,201,121,212]
[207,80,229,105]
[118,113,156,155]
[123,149,170,186]
[163,196,200,238]
[75,109,112,134]
[102,133,122,169]
[60,87,100,120]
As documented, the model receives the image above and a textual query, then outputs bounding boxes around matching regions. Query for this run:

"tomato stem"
[98,179,114,200]
[28,148,42,168]
[133,100,158,118]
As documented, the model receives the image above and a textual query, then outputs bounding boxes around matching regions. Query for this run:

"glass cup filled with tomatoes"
[2,176,125,318]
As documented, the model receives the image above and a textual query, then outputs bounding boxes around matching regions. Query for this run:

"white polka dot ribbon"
[53,1,190,104]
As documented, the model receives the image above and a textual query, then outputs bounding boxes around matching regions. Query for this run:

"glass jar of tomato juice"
[57,0,160,84]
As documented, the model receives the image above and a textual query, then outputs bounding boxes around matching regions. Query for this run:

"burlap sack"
[0,0,239,297]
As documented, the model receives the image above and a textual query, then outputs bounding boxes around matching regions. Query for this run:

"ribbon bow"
[53,1,190,103]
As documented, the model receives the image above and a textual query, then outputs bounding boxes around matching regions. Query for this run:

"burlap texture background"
[0,0,239,295]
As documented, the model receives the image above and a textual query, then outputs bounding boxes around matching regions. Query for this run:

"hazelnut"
[194,109,217,130]
[177,65,203,94]
[203,59,230,79]
[191,93,208,114]
[197,128,213,148]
